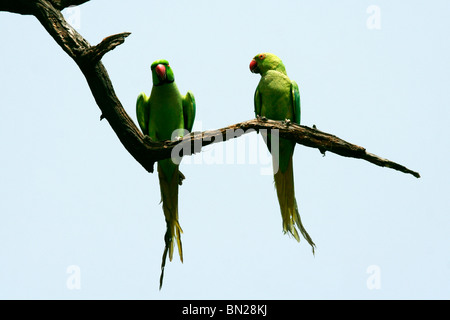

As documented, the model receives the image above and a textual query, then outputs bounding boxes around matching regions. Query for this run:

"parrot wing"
[254,86,262,118]
[291,80,301,125]
[182,91,196,132]
[136,92,150,135]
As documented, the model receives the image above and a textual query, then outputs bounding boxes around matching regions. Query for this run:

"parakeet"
[136,59,196,288]
[250,53,315,253]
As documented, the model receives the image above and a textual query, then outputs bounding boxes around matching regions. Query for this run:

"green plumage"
[136,59,196,289]
[251,53,315,253]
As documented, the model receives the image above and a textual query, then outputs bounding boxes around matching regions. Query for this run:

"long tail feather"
[158,163,184,289]
[273,156,316,254]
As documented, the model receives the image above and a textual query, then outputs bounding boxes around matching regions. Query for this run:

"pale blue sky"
[0,0,449,299]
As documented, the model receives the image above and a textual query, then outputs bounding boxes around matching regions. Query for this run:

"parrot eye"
[259,54,266,60]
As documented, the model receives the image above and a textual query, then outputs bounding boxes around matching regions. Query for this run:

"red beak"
[155,64,166,80]
[249,59,258,73]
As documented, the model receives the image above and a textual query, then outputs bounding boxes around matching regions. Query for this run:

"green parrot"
[250,53,315,253]
[136,59,196,288]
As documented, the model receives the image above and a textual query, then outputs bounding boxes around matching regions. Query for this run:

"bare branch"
[20,0,155,172]
[0,0,421,179]
[82,32,132,65]
[149,119,420,178]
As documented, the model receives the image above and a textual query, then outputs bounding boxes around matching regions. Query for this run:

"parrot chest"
[149,83,184,141]
[258,71,293,121]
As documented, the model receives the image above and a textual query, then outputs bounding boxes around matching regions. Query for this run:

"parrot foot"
[257,115,268,122]
[282,119,291,126]
[313,125,327,157]
[143,135,154,143]
[143,135,162,148]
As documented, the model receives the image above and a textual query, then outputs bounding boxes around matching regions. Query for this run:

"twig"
[82,32,131,65]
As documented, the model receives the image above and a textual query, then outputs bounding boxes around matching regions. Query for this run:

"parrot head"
[249,53,287,75]
[151,59,175,86]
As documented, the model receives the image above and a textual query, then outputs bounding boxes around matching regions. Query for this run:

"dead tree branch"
[0,0,420,178]
[154,119,420,178]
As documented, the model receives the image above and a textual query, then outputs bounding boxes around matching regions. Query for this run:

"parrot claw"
[257,115,268,122]
[283,119,291,126]
[143,135,154,143]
